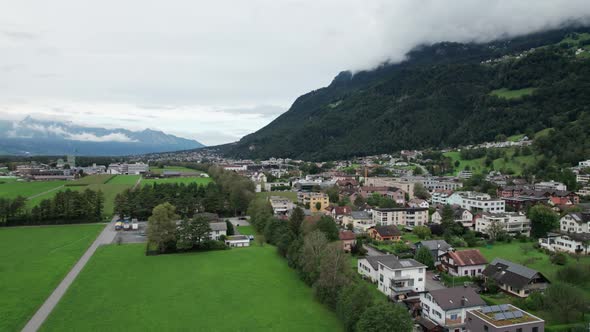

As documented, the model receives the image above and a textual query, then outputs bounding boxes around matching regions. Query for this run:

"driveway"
[425,271,446,291]
[363,244,386,256]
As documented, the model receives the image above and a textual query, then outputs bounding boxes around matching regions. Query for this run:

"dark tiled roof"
[428,286,486,310]
[372,225,401,237]
[416,240,451,252]
[351,211,371,219]
[483,258,548,289]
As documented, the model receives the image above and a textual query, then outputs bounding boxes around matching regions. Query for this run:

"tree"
[355,303,412,332]
[315,202,322,211]
[300,230,328,285]
[414,245,434,269]
[315,216,339,241]
[313,242,351,309]
[288,207,305,237]
[147,203,179,253]
[550,252,567,265]
[544,283,588,323]
[353,195,366,209]
[413,183,430,200]
[337,283,374,332]
[487,220,507,242]
[325,186,340,204]
[176,215,211,250]
[413,225,431,240]
[528,205,559,238]
[226,220,235,236]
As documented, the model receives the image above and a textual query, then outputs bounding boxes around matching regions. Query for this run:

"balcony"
[389,282,414,293]
[445,317,463,327]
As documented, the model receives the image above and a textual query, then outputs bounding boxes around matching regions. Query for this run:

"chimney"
[461,296,467,306]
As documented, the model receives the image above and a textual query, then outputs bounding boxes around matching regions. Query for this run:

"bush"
[556,264,590,284]
[550,252,568,265]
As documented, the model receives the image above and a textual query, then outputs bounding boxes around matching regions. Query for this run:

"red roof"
[447,249,488,266]
[333,206,352,216]
[339,230,356,241]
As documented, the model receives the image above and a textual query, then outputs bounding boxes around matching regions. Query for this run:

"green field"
[105,175,141,185]
[444,148,537,176]
[0,224,104,332]
[149,166,200,174]
[66,175,114,185]
[0,181,66,200]
[507,133,525,142]
[237,225,255,235]
[490,87,536,99]
[142,176,213,186]
[41,244,341,332]
[256,191,298,202]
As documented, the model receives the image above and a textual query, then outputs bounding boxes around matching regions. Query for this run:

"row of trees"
[247,201,412,331]
[0,189,104,226]
[115,165,255,219]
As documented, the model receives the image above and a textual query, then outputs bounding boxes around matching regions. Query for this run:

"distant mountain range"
[0,117,204,156]
[218,25,590,161]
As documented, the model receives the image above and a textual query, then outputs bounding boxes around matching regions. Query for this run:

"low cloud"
[66,132,137,143]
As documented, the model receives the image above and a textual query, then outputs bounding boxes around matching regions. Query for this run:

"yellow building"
[298,192,330,213]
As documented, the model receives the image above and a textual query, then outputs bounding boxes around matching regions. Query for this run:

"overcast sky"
[1,1,589,145]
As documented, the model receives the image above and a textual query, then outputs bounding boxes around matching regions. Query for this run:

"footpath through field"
[25,185,65,201]
[21,218,118,332]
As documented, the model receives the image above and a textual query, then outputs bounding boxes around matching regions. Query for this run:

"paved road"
[21,218,118,332]
[363,244,386,256]
[424,271,446,291]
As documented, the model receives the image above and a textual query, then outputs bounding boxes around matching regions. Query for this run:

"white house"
[560,211,590,234]
[358,255,426,300]
[209,222,227,240]
[419,287,486,332]
[343,211,374,232]
[268,196,294,216]
[535,180,567,191]
[408,198,430,209]
[447,192,505,213]
[431,207,473,228]
[225,235,250,247]
[440,249,488,277]
[474,212,531,237]
[539,233,590,255]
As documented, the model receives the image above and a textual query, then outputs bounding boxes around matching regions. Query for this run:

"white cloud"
[0,0,589,145]
[66,132,137,143]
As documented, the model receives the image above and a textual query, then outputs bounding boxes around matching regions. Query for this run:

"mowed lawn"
[0,181,66,199]
[149,166,200,174]
[237,225,255,235]
[42,244,342,332]
[105,175,140,185]
[142,176,213,186]
[0,224,104,332]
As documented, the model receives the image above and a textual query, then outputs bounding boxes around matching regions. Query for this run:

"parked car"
[123,222,131,230]
[115,222,123,230]
[432,274,441,281]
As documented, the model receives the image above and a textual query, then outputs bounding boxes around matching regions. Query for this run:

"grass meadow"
[0,224,104,332]
[41,244,341,332]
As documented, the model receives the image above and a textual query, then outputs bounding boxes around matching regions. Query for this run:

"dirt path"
[26,185,65,201]
[21,218,117,332]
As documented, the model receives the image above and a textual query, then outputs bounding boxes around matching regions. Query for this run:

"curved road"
[21,218,118,332]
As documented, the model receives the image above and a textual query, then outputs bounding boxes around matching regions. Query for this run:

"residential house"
[431,190,454,206]
[342,211,374,232]
[386,187,407,205]
[465,304,544,332]
[209,222,227,240]
[419,286,486,332]
[339,230,357,252]
[538,211,590,254]
[268,196,295,216]
[483,258,550,298]
[440,249,488,277]
[297,192,330,213]
[365,177,416,198]
[447,192,505,213]
[431,207,473,228]
[224,235,250,247]
[368,225,402,241]
[415,240,453,264]
[474,212,531,237]
[408,198,429,209]
[375,255,426,300]
[372,207,428,229]
[535,180,567,191]
[325,205,352,223]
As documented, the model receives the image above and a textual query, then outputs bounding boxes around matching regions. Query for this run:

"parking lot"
[112,222,148,244]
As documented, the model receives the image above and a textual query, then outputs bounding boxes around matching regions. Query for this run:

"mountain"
[219,26,590,161]
[0,117,204,156]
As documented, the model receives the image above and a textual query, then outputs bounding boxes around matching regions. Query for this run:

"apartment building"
[372,207,428,228]
[475,212,531,237]
[448,191,505,213]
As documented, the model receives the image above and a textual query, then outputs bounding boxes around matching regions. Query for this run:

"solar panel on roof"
[499,304,510,311]
[490,305,501,312]
[400,261,412,267]
[503,311,515,319]
[494,313,507,320]
[513,311,524,318]
[481,306,493,314]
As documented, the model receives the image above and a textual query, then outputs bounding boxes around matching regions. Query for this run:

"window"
[418,278,423,281]
[419,268,423,273]
[464,270,468,275]
[450,314,457,320]
[432,310,442,319]
[379,274,384,282]
[483,325,488,331]
[515,328,522,332]
[532,328,538,332]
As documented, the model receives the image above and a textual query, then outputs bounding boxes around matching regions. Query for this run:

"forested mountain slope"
[219,26,590,161]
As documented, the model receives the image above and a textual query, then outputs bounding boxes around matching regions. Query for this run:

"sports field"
[149,166,200,174]
[142,176,213,186]
[0,224,104,332]
[255,191,298,202]
[41,244,341,332]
